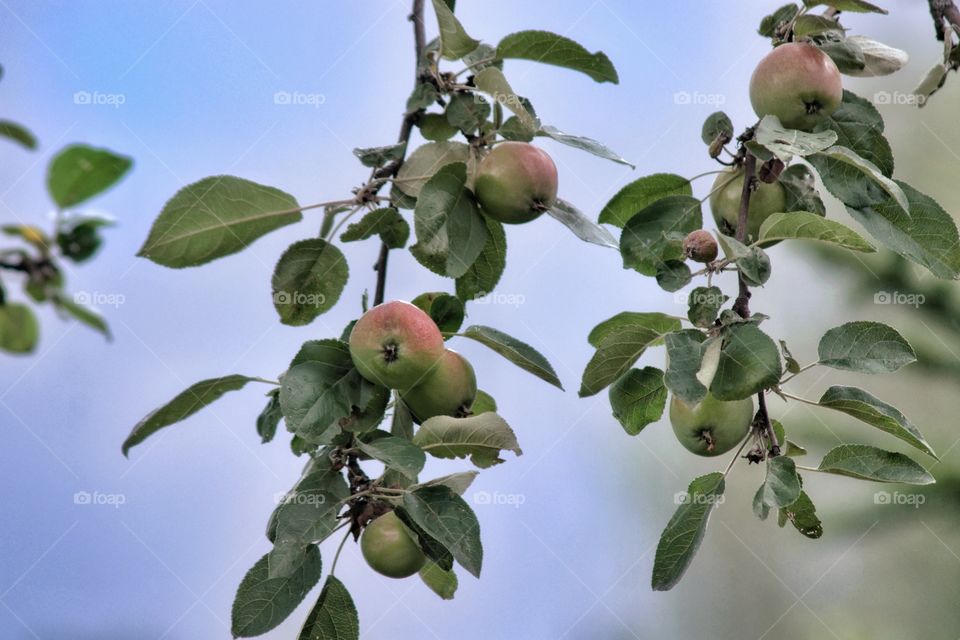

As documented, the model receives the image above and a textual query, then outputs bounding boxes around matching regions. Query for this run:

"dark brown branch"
[371,0,426,306]
[929,0,960,40]
[731,148,779,457]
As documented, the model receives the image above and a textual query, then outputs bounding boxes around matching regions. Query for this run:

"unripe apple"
[360,511,426,578]
[709,168,786,240]
[682,230,718,263]
[669,392,753,457]
[474,142,558,224]
[749,42,843,131]
[401,349,477,423]
[349,301,445,390]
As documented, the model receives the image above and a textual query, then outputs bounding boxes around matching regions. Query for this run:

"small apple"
[682,230,719,263]
[709,168,786,240]
[349,301,445,390]
[669,392,753,457]
[400,349,477,423]
[749,42,843,131]
[360,511,426,579]
[474,142,558,224]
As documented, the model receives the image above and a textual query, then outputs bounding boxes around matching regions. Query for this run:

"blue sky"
[1,1,958,638]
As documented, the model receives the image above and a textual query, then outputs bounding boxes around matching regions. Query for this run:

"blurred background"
[1,1,958,638]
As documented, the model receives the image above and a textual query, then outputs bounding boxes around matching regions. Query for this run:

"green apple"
[360,511,426,578]
[349,300,445,390]
[669,392,753,457]
[474,142,558,224]
[400,349,477,423]
[709,168,786,240]
[750,42,843,131]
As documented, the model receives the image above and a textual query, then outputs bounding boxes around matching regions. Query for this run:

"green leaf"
[395,142,473,198]
[599,174,692,228]
[813,90,893,177]
[406,82,439,113]
[608,367,667,435]
[461,325,562,389]
[47,144,132,208]
[122,375,257,455]
[268,456,349,544]
[414,471,479,496]
[357,431,426,480]
[780,164,825,216]
[715,234,771,286]
[445,93,490,135]
[757,212,875,251]
[710,323,782,401]
[419,113,459,141]
[472,67,539,134]
[753,115,837,162]
[403,486,483,578]
[496,30,618,83]
[271,239,348,326]
[0,120,37,150]
[663,329,709,406]
[580,315,682,397]
[701,111,733,145]
[410,163,488,278]
[778,491,823,538]
[456,216,505,301]
[812,145,909,214]
[257,389,283,444]
[815,34,866,74]
[52,294,110,339]
[471,390,497,415]
[652,472,725,591]
[340,207,409,249]
[431,0,480,60]
[548,198,618,249]
[297,575,359,640]
[818,386,936,459]
[817,321,915,373]
[804,0,887,14]
[231,547,322,638]
[758,4,800,38]
[536,125,633,168]
[419,561,458,600]
[587,312,679,348]
[428,293,465,334]
[845,181,960,280]
[413,412,521,468]
[687,286,727,328]
[817,444,934,484]
[279,340,390,443]
[390,393,415,441]
[758,456,801,509]
[793,14,842,38]
[462,42,501,73]
[352,142,405,168]
[655,260,691,292]
[620,195,703,276]
[844,36,908,77]
[138,176,302,268]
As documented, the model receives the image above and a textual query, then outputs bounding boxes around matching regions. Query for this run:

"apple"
[400,349,477,423]
[349,301,445,390]
[360,511,426,578]
[749,42,843,131]
[669,392,754,457]
[682,230,719,263]
[709,168,786,240]
[473,142,558,224]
